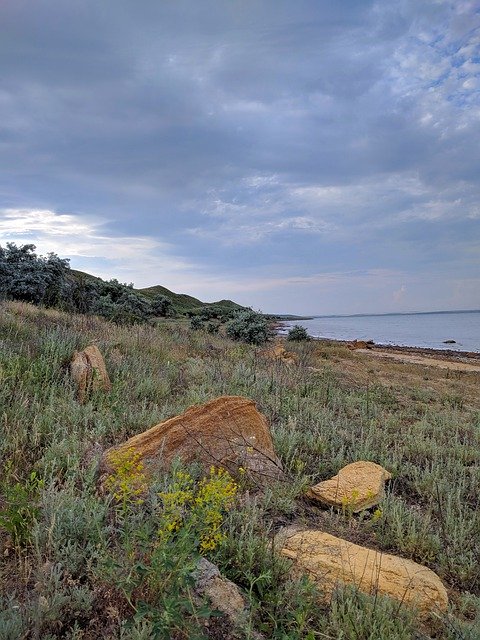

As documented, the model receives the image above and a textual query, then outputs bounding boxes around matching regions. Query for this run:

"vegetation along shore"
[1,245,479,639]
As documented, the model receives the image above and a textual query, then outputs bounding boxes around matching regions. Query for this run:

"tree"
[0,243,69,305]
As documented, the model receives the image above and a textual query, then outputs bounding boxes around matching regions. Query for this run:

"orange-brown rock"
[103,396,282,479]
[347,340,372,351]
[280,528,448,617]
[347,340,374,350]
[70,345,111,403]
[262,342,298,365]
[307,461,391,512]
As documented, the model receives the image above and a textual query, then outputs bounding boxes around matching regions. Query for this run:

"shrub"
[190,316,203,331]
[226,310,271,345]
[151,294,174,317]
[287,325,310,342]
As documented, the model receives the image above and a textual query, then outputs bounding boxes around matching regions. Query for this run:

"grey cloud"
[0,0,479,313]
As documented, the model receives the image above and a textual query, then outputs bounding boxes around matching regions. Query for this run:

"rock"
[307,461,391,512]
[347,340,374,350]
[193,558,247,627]
[103,396,282,479]
[262,342,298,365]
[443,340,456,344]
[193,558,265,639]
[280,528,448,617]
[70,345,111,403]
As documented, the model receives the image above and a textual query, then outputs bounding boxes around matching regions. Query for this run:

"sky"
[0,0,479,315]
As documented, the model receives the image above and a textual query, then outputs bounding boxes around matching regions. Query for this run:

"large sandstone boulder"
[307,461,391,512]
[280,529,448,616]
[103,396,282,479]
[70,345,111,403]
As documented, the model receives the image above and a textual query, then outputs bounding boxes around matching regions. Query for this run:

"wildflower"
[105,448,148,512]
[157,466,237,553]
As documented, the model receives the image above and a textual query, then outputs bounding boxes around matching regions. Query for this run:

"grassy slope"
[0,302,479,639]
[71,269,246,315]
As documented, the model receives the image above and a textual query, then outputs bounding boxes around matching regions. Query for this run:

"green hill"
[71,270,247,316]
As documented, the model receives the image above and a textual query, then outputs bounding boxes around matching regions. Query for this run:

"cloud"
[0,1,479,313]
[0,208,196,287]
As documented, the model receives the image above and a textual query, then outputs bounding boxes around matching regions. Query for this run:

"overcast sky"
[1,1,479,314]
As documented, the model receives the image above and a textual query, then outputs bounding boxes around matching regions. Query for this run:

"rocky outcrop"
[70,345,111,403]
[280,528,448,616]
[103,396,282,479]
[307,461,391,512]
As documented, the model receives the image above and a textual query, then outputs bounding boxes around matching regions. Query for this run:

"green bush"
[226,310,271,345]
[190,316,203,331]
[287,325,310,342]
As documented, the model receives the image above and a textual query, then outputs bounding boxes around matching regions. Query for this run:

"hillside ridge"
[71,269,246,315]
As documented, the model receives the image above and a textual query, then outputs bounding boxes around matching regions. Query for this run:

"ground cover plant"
[0,301,479,638]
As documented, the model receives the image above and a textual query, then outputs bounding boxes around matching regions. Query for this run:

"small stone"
[193,558,247,624]
[307,461,391,512]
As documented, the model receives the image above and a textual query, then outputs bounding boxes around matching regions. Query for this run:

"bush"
[151,294,174,317]
[226,310,271,345]
[190,316,203,331]
[287,325,311,342]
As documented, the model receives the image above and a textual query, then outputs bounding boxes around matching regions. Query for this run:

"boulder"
[103,396,282,479]
[70,345,111,403]
[280,528,448,617]
[307,461,391,512]
[262,342,298,365]
[347,340,374,350]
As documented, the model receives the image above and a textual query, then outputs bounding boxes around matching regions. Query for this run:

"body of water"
[280,310,480,352]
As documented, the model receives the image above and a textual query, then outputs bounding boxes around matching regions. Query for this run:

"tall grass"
[0,301,479,638]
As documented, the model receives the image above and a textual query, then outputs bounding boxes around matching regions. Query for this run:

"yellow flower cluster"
[105,448,148,511]
[158,466,237,553]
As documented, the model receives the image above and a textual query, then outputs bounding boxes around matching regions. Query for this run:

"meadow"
[0,301,479,639]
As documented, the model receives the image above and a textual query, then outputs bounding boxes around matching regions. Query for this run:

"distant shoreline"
[274,308,480,320]
[275,322,480,360]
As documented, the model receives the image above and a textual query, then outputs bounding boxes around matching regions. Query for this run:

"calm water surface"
[281,311,480,352]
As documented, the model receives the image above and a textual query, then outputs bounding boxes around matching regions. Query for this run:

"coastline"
[275,322,480,372]
[275,322,480,360]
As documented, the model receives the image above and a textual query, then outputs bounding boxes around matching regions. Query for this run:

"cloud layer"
[0,1,479,313]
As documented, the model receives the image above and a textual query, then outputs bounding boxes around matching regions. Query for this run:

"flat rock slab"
[280,529,448,616]
[307,461,391,512]
[70,345,111,403]
[103,395,282,479]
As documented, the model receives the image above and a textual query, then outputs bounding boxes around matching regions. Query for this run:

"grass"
[0,301,479,638]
